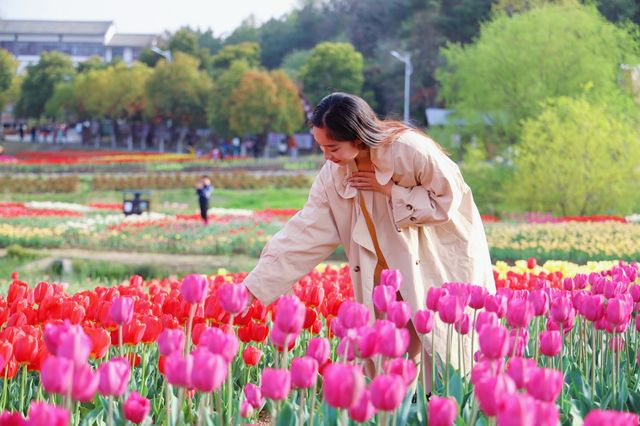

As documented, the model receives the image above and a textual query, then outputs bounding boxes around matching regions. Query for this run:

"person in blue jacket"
[195,176,214,224]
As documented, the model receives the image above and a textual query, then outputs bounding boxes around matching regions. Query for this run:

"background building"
[0,19,158,70]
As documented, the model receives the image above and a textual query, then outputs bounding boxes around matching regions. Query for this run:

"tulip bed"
[0,260,639,425]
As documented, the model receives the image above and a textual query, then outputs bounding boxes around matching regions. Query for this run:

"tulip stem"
[108,395,114,426]
[186,304,197,355]
[19,364,27,414]
[1,368,8,410]
[431,328,436,394]
[470,309,477,370]
[118,325,124,358]
[140,346,148,397]
[308,377,317,426]
[591,328,595,402]
[445,324,452,396]
[468,399,479,425]
[298,389,306,426]
[165,383,172,426]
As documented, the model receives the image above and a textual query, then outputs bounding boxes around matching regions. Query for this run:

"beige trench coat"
[243,130,496,370]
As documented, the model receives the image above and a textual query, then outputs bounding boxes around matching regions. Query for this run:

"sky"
[0,0,300,37]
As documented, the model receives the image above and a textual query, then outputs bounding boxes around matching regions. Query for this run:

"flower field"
[1,202,639,262]
[0,260,638,425]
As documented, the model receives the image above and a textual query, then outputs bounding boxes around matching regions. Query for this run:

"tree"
[223,16,260,46]
[14,51,75,118]
[145,52,213,133]
[169,27,199,56]
[506,96,640,215]
[299,42,365,106]
[208,42,261,73]
[281,49,312,81]
[208,60,252,137]
[0,48,17,112]
[271,70,305,134]
[138,48,162,67]
[259,15,300,69]
[437,3,640,153]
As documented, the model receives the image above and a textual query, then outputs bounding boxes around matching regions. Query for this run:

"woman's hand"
[349,171,393,197]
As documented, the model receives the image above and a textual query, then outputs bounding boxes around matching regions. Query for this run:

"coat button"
[415,259,421,265]
[354,266,360,272]
[396,227,401,232]
[410,216,417,222]
[407,204,413,210]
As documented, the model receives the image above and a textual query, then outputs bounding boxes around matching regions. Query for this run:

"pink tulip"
[56,327,92,365]
[123,391,151,424]
[475,311,499,333]
[485,294,508,318]
[164,353,193,388]
[455,313,471,335]
[217,283,248,315]
[357,327,379,359]
[274,295,305,334]
[199,327,238,362]
[508,330,527,358]
[444,282,471,306]
[269,325,298,351]
[528,290,549,316]
[387,301,411,328]
[469,285,487,310]
[376,320,410,358]
[348,390,376,423]
[261,368,291,401]
[71,364,99,403]
[506,298,534,329]
[369,374,407,411]
[606,297,632,326]
[109,297,134,325]
[506,357,536,389]
[191,349,227,392]
[157,328,185,357]
[180,274,208,304]
[373,285,396,313]
[240,400,253,418]
[479,325,510,360]
[438,295,463,324]
[323,363,365,409]
[471,359,503,386]
[428,396,458,426]
[426,287,446,311]
[497,393,536,426]
[539,330,563,357]
[380,269,403,291]
[533,401,560,426]
[40,356,73,395]
[414,309,435,334]
[337,337,357,362]
[306,337,330,365]
[525,367,563,402]
[475,374,516,416]
[584,409,638,426]
[98,357,130,396]
[26,402,69,426]
[338,301,370,330]
[580,295,605,322]
[291,356,318,388]
[550,295,573,324]
[629,285,640,303]
[385,358,417,387]
[0,412,24,425]
[244,383,264,408]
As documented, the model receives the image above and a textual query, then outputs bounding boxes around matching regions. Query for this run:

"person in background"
[241,92,495,394]
[195,176,214,225]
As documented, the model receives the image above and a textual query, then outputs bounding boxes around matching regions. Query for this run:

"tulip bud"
[123,391,151,424]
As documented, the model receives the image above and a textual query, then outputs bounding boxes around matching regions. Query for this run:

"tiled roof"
[0,19,114,35]
[107,33,157,47]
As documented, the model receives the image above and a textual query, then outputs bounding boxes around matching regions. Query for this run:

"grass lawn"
[0,179,310,212]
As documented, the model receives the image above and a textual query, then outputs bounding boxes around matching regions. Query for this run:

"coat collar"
[331,142,394,199]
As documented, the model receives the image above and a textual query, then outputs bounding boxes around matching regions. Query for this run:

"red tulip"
[242,346,262,366]
[14,332,38,365]
[83,327,111,359]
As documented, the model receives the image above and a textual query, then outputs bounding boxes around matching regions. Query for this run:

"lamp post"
[151,46,172,63]
[391,50,412,123]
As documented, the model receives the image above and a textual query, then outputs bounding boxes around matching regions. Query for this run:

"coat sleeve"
[390,145,466,229]
[243,167,341,305]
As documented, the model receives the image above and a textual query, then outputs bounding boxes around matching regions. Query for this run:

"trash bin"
[122,189,152,215]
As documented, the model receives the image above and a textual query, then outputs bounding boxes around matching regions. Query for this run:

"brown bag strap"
[358,192,389,285]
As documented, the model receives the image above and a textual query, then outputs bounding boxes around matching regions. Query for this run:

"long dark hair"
[310,92,412,148]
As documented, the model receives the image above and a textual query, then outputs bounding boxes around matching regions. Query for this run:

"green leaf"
[449,372,463,406]
[276,401,296,426]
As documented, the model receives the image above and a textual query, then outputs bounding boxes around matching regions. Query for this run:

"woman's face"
[312,126,363,165]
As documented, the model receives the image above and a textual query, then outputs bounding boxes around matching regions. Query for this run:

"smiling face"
[312,126,365,165]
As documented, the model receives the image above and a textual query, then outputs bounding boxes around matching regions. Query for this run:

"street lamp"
[151,46,172,63]
[391,50,412,123]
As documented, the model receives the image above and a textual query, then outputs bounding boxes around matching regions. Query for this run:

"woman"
[242,92,495,389]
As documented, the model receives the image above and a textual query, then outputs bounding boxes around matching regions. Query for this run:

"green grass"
[0,180,310,212]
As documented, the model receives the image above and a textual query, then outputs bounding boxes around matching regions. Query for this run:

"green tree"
[224,16,260,46]
[271,70,305,134]
[14,51,75,118]
[209,42,261,72]
[281,49,312,81]
[0,48,17,112]
[169,27,199,56]
[138,48,162,67]
[44,81,76,120]
[77,56,107,73]
[437,3,640,152]
[145,52,213,128]
[299,42,365,106]
[208,60,251,137]
[506,96,640,215]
